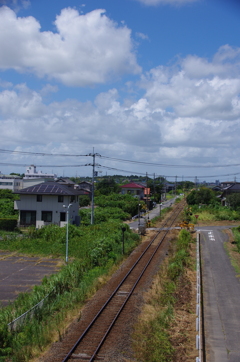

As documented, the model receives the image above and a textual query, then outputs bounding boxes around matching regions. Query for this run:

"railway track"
[51,202,184,362]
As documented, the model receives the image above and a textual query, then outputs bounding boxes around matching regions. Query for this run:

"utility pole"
[195,176,198,189]
[88,150,100,225]
[153,173,155,195]
[91,152,95,225]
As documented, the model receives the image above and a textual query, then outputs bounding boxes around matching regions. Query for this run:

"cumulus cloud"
[0,0,30,11]
[0,6,141,86]
[141,45,240,121]
[1,45,240,176]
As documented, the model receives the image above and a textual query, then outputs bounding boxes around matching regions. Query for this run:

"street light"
[63,203,72,263]
[121,226,126,254]
[138,203,141,227]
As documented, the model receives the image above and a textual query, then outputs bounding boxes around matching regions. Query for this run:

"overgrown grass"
[150,207,172,226]
[0,221,138,262]
[231,226,240,253]
[0,221,140,361]
[132,229,193,362]
[188,204,240,223]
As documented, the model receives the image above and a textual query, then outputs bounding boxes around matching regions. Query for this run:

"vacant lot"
[0,251,62,307]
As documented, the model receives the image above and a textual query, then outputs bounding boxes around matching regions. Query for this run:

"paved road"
[0,252,61,307]
[198,227,240,362]
[129,198,177,230]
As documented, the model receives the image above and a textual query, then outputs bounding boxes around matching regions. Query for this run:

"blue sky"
[0,0,240,181]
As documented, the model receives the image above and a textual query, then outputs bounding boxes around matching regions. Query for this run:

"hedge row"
[0,219,18,231]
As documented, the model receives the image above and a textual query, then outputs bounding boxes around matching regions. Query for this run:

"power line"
[0,148,240,180]
[0,162,89,168]
[0,149,88,157]
[1,148,240,168]
[99,155,240,169]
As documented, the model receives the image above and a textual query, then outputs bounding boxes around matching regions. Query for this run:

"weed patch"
[0,221,140,361]
[132,229,196,362]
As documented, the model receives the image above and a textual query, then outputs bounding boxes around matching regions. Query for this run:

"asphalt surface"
[0,252,61,307]
[197,227,240,362]
[129,198,177,230]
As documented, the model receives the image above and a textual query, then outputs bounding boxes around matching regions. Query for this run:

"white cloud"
[1,45,240,176]
[0,78,12,88]
[141,45,240,120]
[0,6,141,86]
[136,32,149,40]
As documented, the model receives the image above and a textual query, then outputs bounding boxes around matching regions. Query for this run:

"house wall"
[0,178,23,191]
[22,178,53,188]
[14,194,79,227]
[121,188,144,199]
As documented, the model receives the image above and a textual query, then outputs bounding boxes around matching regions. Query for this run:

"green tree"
[79,195,91,207]
[226,193,240,211]
[147,177,164,202]
[95,178,121,196]
[186,187,219,206]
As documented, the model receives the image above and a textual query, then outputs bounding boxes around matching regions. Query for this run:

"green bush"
[79,195,90,207]
[187,204,240,223]
[80,207,130,225]
[232,227,240,253]
[95,193,141,216]
[0,218,17,231]
[186,187,220,206]
[0,220,140,361]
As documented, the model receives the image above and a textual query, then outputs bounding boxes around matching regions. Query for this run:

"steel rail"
[62,202,184,362]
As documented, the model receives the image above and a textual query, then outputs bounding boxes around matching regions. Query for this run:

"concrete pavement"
[198,227,240,361]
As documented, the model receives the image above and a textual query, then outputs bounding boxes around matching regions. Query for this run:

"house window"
[60,212,66,222]
[20,211,36,226]
[58,195,64,203]
[70,195,75,203]
[42,211,52,222]
[37,195,42,202]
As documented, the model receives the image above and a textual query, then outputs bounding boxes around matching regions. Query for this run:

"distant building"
[24,165,57,179]
[120,182,145,199]
[0,172,23,191]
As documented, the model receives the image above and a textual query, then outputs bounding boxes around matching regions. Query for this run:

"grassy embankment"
[0,220,140,362]
[187,204,240,224]
[132,228,197,362]
[132,203,240,362]
[0,198,174,362]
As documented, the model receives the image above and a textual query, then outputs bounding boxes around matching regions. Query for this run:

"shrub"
[80,207,130,225]
[0,218,18,231]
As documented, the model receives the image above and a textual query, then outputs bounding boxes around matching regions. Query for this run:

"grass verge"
[132,229,197,362]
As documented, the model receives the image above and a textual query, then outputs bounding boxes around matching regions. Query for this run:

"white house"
[0,172,23,191]
[14,181,81,228]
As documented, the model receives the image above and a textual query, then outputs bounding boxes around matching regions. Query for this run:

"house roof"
[15,181,82,196]
[56,178,75,185]
[223,183,240,191]
[120,182,145,189]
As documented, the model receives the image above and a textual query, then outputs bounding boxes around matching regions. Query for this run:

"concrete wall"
[0,178,23,191]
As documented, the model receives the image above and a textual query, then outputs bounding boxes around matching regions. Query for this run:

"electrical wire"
[0,162,89,168]
[0,149,88,157]
[99,155,240,169]
[0,148,239,180]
